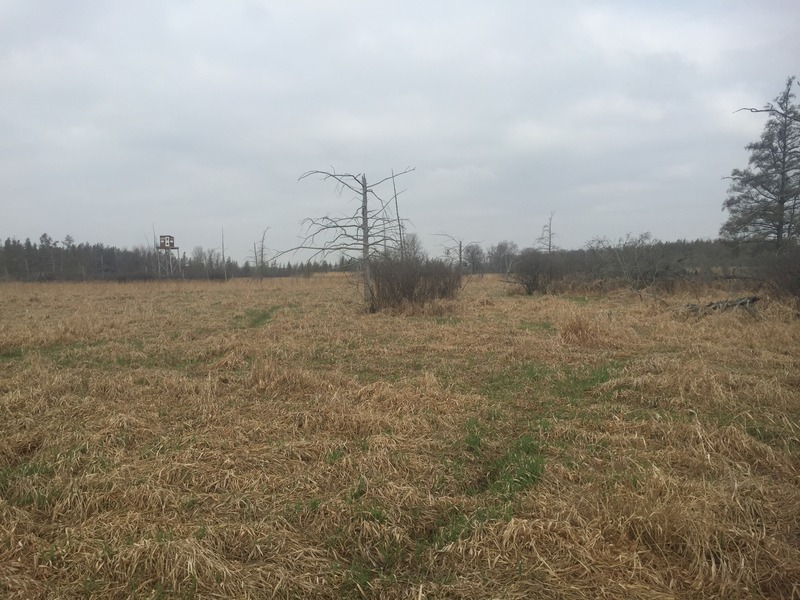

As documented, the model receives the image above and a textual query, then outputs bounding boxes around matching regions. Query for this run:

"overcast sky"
[2,1,798,262]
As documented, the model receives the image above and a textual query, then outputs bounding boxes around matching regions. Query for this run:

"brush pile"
[684,295,760,316]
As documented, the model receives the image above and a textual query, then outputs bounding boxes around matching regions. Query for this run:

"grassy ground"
[1,275,798,599]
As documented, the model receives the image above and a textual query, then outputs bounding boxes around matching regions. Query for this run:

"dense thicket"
[370,255,462,310]
[486,237,799,298]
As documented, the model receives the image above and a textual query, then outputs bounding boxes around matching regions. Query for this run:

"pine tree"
[722,77,800,250]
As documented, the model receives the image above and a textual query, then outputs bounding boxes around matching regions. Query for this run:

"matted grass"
[1,275,798,599]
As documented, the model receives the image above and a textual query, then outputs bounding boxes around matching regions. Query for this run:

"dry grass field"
[1,275,799,599]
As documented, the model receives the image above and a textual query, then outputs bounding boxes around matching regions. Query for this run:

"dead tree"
[536,211,559,253]
[435,232,481,275]
[588,233,673,297]
[285,167,414,309]
[251,228,270,280]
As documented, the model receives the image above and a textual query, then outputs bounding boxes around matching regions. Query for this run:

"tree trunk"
[361,174,372,308]
[392,169,404,259]
[777,198,785,251]
[253,242,259,278]
[221,228,227,282]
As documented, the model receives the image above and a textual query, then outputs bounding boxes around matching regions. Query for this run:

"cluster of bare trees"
[284,167,461,311]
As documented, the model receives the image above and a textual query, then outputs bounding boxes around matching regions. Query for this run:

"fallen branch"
[684,296,760,317]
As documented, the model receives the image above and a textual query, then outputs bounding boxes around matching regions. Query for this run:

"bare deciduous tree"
[487,241,518,273]
[221,228,227,282]
[435,233,480,273]
[284,167,414,309]
[463,243,485,275]
[536,211,559,253]
[588,233,674,298]
[251,228,270,280]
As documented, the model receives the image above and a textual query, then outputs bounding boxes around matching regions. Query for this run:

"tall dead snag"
[360,174,370,304]
[291,167,414,310]
[536,211,559,253]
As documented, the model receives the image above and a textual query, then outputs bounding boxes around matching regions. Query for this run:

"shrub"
[505,249,564,295]
[759,247,800,298]
[586,233,685,296]
[369,256,462,310]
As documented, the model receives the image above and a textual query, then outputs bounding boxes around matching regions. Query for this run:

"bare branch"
[434,233,480,252]
[369,166,416,188]
[735,106,800,124]
[299,169,364,195]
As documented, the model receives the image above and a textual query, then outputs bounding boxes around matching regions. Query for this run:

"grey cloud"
[2,0,799,262]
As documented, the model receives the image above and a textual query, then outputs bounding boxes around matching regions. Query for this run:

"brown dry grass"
[1,275,798,599]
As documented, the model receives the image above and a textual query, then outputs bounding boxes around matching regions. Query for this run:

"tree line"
[1,230,786,292]
[0,234,339,282]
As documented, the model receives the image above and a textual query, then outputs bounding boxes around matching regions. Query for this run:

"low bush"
[369,256,462,310]
[505,249,565,295]
[759,248,800,298]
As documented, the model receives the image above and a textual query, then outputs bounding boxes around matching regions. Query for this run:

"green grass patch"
[431,510,473,546]
[432,316,460,326]
[0,456,62,509]
[358,503,387,523]
[743,423,800,452]
[36,340,109,368]
[480,434,545,496]
[348,476,368,502]
[554,363,616,402]
[324,446,347,464]
[0,346,24,360]
[481,362,550,402]
[337,560,374,596]
[427,504,513,548]
[115,351,208,372]
[0,460,56,495]
[463,417,483,453]
[745,424,782,444]
[232,305,284,329]
[519,321,555,333]
[476,359,620,409]
[452,413,546,498]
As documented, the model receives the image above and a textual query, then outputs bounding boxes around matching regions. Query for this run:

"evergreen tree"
[722,77,800,250]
